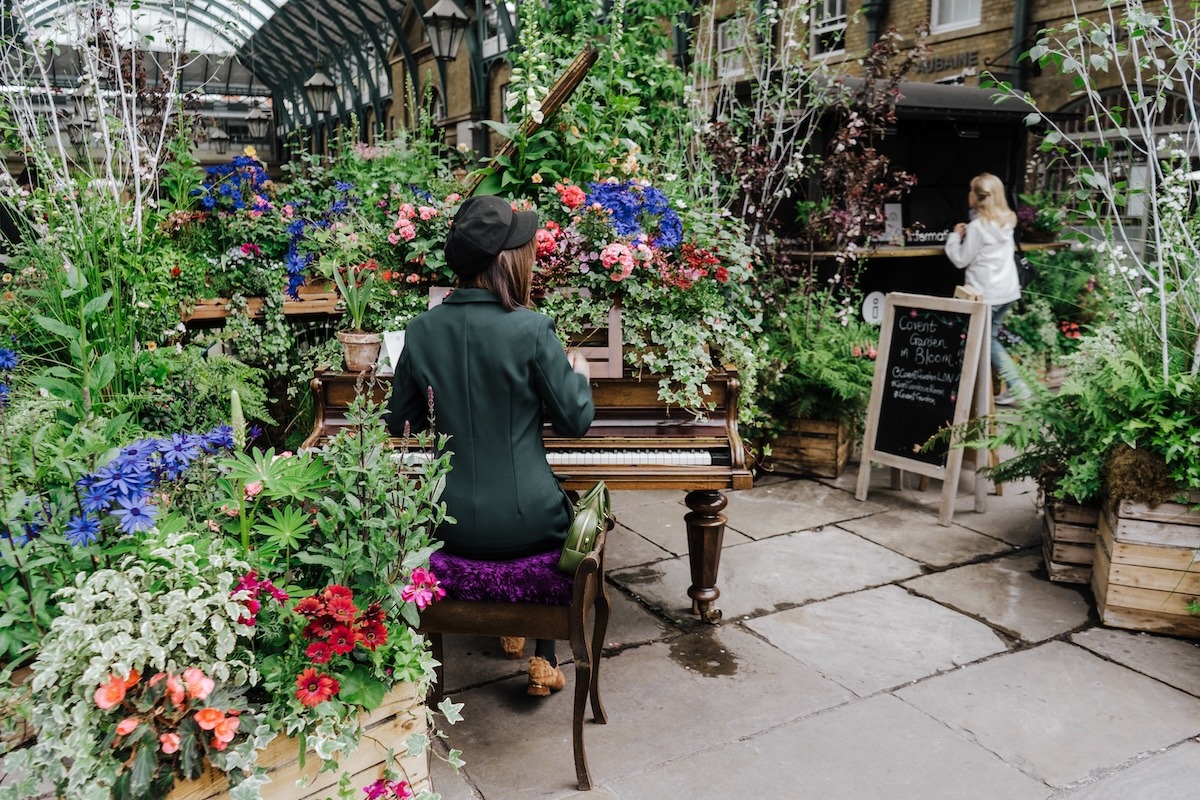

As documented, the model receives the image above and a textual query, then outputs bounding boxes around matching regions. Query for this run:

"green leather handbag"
[557,481,611,575]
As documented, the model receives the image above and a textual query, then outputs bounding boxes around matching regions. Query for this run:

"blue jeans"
[991,302,1029,398]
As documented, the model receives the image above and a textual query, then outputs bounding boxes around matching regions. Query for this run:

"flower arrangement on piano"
[0,375,458,800]
[532,176,761,418]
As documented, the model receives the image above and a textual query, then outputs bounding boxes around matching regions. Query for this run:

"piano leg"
[684,489,727,624]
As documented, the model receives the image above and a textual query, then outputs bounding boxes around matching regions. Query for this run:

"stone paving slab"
[904,553,1092,642]
[437,625,852,798]
[952,488,1043,548]
[836,506,1017,568]
[603,523,674,571]
[747,585,1008,696]
[896,641,1200,789]
[605,694,1052,800]
[611,497,752,557]
[1049,740,1200,799]
[1070,628,1200,697]
[610,489,681,511]
[610,528,922,621]
[724,479,889,539]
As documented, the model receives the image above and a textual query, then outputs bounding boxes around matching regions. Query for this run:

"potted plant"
[750,289,879,477]
[329,260,381,372]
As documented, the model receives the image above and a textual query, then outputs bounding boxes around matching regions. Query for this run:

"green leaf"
[337,663,387,709]
[91,353,116,392]
[130,735,159,796]
[33,314,81,341]
[82,290,113,318]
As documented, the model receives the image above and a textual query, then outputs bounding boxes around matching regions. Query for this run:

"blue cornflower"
[64,514,101,546]
[81,483,115,514]
[407,184,435,203]
[334,180,354,192]
[159,433,200,467]
[0,383,9,408]
[200,424,235,453]
[286,219,307,237]
[328,199,349,216]
[112,496,158,535]
[0,348,19,370]
[93,461,151,498]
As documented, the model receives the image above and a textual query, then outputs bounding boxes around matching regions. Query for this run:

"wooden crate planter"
[766,419,851,478]
[1092,498,1200,639]
[167,682,430,800]
[181,284,341,325]
[1042,501,1100,584]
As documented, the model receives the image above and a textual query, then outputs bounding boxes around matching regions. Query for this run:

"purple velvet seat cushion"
[429,549,574,606]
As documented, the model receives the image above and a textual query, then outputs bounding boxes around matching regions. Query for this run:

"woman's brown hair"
[460,236,535,311]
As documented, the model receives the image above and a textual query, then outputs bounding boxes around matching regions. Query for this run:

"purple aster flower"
[0,348,18,370]
[81,483,115,514]
[159,433,200,467]
[111,495,158,535]
[65,514,101,546]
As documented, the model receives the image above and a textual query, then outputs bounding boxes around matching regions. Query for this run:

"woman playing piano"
[387,195,595,697]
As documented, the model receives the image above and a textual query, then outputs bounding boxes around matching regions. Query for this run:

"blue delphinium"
[585,181,683,250]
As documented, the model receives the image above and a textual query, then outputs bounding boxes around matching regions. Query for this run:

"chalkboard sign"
[873,304,971,467]
[855,292,990,526]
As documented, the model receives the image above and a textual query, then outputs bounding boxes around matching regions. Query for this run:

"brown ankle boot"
[499,636,526,659]
[527,656,565,696]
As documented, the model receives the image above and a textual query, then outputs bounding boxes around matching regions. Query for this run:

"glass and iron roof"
[7,0,405,103]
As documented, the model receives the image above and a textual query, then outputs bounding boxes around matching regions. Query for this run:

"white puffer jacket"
[944,218,1021,305]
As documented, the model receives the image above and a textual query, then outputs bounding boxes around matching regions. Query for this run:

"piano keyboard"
[386,450,714,467]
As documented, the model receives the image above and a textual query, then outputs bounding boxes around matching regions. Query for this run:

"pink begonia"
[165,674,186,707]
[183,667,215,701]
[94,675,127,710]
[396,223,417,242]
[160,732,181,754]
[244,481,263,499]
[115,717,139,736]
[401,567,446,610]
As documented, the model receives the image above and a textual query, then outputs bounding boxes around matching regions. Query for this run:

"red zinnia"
[329,625,358,655]
[357,620,388,651]
[295,668,339,708]
[303,617,336,640]
[306,640,334,664]
[294,596,324,618]
[325,594,358,624]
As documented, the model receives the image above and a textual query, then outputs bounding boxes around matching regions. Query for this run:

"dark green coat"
[387,288,595,559]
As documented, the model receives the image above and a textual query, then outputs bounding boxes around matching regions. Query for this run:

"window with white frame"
[811,0,846,56]
[482,0,513,59]
[931,0,980,32]
[717,18,745,79]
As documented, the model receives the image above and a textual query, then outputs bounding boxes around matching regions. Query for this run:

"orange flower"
[193,707,226,731]
[123,669,141,688]
[183,667,215,701]
[166,674,186,707]
[213,715,240,744]
[94,675,127,710]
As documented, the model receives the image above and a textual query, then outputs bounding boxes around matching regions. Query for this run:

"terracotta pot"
[338,330,382,372]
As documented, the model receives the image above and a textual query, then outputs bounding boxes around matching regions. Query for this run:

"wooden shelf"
[182,285,341,326]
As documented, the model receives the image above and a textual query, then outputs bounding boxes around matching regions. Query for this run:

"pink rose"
[244,481,263,499]
[387,232,401,246]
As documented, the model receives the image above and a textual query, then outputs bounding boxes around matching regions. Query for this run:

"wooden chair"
[417,520,614,790]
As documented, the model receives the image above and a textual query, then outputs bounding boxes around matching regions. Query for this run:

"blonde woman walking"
[944,172,1030,405]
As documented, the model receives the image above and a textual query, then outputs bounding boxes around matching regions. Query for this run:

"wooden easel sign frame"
[854,292,991,525]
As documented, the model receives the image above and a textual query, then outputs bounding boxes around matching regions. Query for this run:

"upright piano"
[303,367,753,622]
